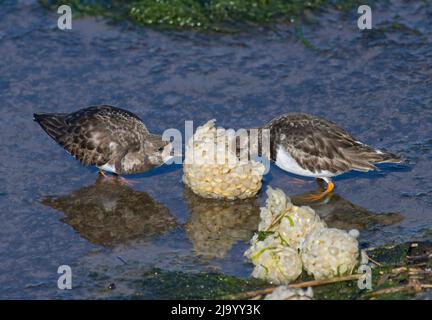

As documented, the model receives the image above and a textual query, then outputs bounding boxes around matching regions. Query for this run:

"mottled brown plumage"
[34,105,171,175]
[259,113,402,201]
[264,113,402,176]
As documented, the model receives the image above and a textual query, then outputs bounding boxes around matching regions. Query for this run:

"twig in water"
[367,255,382,267]
[225,274,362,300]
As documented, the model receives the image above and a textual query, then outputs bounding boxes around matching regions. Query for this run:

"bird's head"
[143,134,173,167]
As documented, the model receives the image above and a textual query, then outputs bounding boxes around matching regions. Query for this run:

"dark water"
[0,0,431,298]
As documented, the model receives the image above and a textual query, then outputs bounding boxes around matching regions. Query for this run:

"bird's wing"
[34,112,108,166]
[62,110,144,168]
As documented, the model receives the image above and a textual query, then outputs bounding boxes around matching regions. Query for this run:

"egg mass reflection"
[183,187,260,259]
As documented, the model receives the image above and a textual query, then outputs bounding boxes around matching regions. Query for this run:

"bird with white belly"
[256,113,403,201]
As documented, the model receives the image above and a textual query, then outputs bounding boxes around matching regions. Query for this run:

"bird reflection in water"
[40,177,177,247]
[292,180,404,230]
[183,188,260,259]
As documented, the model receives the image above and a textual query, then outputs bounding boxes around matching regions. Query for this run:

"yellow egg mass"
[182,120,265,200]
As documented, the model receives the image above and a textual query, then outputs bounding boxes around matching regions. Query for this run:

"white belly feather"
[275,147,336,178]
[98,163,117,174]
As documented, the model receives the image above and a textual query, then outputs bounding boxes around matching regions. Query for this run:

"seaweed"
[122,269,269,299]
[126,241,432,299]
[40,0,371,31]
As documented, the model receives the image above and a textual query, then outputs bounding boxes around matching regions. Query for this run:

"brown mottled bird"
[34,105,172,177]
[262,113,403,201]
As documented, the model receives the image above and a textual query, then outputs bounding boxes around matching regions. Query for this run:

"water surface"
[0,0,431,298]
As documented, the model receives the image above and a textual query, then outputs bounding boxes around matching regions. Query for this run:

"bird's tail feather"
[347,146,403,172]
[33,113,68,142]
[373,150,404,164]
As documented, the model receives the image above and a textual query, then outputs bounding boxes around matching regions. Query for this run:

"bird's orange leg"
[299,180,334,202]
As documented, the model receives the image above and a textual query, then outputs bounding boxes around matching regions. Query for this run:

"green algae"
[294,25,320,51]
[118,241,431,300]
[368,243,410,267]
[124,268,269,299]
[40,0,370,31]
[129,0,208,28]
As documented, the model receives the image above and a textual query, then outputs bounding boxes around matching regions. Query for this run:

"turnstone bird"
[261,113,403,201]
[34,105,172,178]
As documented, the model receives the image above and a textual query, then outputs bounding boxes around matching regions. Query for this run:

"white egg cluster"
[245,233,303,284]
[301,228,360,280]
[183,120,265,200]
[258,187,327,251]
[245,186,360,284]
[264,286,314,300]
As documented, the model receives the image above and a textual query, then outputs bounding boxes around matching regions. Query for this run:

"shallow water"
[0,0,431,298]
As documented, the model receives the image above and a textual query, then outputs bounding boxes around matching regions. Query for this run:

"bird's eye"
[158,146,164,152]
